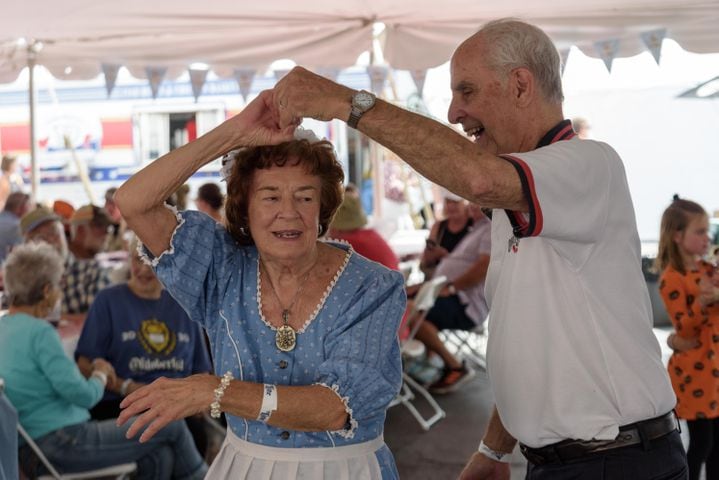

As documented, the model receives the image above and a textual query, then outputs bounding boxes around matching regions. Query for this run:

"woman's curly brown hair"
[225,139,345,245]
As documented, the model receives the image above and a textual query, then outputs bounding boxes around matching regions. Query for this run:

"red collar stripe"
[500,154,543,238]
[553,124,576,143]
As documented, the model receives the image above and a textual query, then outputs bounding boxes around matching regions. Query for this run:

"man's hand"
[272,67,355,129]
[458,452,510,480]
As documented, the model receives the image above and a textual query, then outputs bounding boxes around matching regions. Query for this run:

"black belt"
[519,411,679,466]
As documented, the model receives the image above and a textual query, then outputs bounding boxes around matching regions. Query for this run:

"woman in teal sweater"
[0,242,207,479]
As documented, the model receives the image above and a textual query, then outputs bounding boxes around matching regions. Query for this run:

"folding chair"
[0,379,136,480]
[0,379,19,480]
[441,317,489,372]
[390,276,448,431]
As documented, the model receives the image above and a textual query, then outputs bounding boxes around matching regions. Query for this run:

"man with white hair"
[271,18,686,480]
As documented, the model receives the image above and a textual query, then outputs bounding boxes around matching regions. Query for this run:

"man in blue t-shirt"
[75,245,212,455]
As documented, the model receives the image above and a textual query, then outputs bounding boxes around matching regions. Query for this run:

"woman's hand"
[117,374,217,443]
[232,90,297,148]
[92,358,117,387]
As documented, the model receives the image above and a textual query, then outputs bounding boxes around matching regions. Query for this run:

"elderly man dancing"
[270,18,687,480]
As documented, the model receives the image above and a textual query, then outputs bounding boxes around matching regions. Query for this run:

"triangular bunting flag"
[102,64,120,97]
[367,65,389,95]
[559,49,570,76]
[410,69,427,97]
[273,69,291,83]
[189,68,208,102]
[594,39,620,73]
[640,28,667,65]
[145,66,167,99]
[233,68,256,102]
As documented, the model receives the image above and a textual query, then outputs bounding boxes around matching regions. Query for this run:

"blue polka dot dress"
[142,211,406,479]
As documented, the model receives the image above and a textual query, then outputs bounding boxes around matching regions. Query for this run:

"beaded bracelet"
[210,371,234,418]
[257,384,278,422]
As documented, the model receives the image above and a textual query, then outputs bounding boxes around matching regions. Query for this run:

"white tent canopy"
[2,0,719,84]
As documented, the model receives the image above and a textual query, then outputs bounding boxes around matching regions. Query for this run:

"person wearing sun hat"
[53,199,75,242]
[68,205,112,260]
[20,206,67,258]
[328,188,399,271]
[61,205,115,319]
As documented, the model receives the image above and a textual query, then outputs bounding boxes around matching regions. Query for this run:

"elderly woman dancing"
[115,91,406,479]
[0,243,207,479]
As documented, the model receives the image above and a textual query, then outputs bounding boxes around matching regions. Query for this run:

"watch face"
[353,91,375,110]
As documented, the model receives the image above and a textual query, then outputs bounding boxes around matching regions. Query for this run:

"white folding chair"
[441,323,488,371]
[0,379,136,480]
[390,276,448,431]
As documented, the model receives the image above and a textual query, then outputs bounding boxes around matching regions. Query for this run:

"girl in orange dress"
[657,197,719,480]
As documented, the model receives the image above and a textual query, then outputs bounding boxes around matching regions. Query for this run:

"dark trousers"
[686,417,719,480]
[526,430,687,480]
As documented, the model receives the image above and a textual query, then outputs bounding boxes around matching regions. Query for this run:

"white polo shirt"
[485,125,675,448]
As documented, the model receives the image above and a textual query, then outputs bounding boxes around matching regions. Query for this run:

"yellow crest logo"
[138,318,176,355]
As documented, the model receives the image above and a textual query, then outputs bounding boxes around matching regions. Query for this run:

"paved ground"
[384,362,529,479]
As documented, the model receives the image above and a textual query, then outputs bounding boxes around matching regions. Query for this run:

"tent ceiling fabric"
[2,0,718,83]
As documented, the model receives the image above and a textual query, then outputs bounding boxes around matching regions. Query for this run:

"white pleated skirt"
[205,430,386,480]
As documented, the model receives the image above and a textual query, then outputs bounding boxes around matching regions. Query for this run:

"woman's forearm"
[221,382,348,432]
[117,124,237,217]
[115,122,240,255]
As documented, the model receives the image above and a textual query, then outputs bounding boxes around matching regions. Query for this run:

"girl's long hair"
[656,195,706,274]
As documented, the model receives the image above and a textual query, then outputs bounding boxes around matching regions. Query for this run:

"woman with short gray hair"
[3,242,64,309]
[0,243,207,479]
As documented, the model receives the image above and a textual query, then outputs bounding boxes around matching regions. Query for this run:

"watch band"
[478,440,512,463]
[348,111,362,129]
[347,90,376,129]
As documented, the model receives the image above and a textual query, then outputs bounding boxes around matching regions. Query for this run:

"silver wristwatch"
[348,90,376,129]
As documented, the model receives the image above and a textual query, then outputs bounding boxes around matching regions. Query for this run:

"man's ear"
[511,67,534,108]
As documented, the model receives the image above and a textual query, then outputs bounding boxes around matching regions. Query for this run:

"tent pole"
[369,31,383,220]
[27,43,38,201]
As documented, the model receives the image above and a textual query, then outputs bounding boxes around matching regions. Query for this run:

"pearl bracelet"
[257,384,278,423]
[210,371,234,419]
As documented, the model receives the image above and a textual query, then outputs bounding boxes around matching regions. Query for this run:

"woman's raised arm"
[114,90,295,256]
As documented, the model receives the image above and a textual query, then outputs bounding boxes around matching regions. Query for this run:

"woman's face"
[247,163,322,262]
